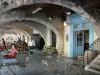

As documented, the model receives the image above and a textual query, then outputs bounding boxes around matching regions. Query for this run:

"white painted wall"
[64,25,70,57]
[93,30,99,50]
[64,16,70,57]
[94,30,98,40]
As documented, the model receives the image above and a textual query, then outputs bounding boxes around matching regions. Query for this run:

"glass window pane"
[82,23,88,28]
[77,42,79,46]
[77,32,83,41]
[74,24,80,29]
[76,32,82,36]
[80,36,82,41]
[80,42,82,46]
[77,37,79,41]
[78,42,80,46]
[77,42,82,46]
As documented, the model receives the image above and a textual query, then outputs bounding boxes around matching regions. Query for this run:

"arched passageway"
[1,20,58,52]
[3,21,46,51]
[3,21,47,42]
[2,29,31,43]
[0,17,63,53]
[33,34,45,50]
[0,0,99,55]
[0,0,97,30]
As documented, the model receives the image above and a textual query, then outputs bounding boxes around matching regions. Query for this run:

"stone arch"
[0,0,95,25]
[2,29,31,43]
[0,17,63,53]
[32,30,45,40]
[4,21,47,42]
[2,17,61,39]
[0,0,99,41]
[1,0,99,40]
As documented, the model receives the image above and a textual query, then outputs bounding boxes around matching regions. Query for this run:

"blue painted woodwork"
[89,25,94,49]
[73,31,84,58]
[70,23,74,58]
[70,14,94,58]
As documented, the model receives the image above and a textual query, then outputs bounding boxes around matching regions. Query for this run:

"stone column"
[56,36,64,54]
[46,27,52,46]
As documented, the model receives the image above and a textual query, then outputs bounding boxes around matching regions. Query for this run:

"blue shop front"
[70,14,94,58]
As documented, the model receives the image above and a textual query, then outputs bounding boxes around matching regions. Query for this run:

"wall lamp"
[64,21,67,26]
[48,16,53,20]
[66,12,71,15]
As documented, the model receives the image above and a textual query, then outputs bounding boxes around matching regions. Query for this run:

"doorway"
[33,34,45,50]
[73,30,89,58]
[52,31,56,47]
[84,30,89,51]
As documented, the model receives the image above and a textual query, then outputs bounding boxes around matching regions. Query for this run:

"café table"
[0,52,8,56]
[1,59,18,75]
[0,51,8,61]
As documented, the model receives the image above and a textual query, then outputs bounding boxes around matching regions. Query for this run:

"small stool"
[78,56,84,61]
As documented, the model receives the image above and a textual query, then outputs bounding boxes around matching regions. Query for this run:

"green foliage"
[43,46,58,56]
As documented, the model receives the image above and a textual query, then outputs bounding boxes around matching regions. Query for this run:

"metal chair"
[42,56,72,75]
[0,53,17,75]
[15,52,32,74]
[42,59,57,75]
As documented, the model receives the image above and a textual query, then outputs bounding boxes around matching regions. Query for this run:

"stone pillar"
[64,16,70,57]
[46,27,52,46]
[56,36,64,54]
[50,16,64,54]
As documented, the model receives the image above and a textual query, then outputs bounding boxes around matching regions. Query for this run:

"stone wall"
[0,10,64,54]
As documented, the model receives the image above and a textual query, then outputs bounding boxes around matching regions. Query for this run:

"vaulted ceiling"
[70,0,100,18]
[0,24,32,30]
[0,0,100,30]
[13,3,74,19]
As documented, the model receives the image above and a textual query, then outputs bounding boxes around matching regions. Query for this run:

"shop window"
[74,24,80,29]
[76,32,83,46]
[82,23,88,28]
[77,41,82,46]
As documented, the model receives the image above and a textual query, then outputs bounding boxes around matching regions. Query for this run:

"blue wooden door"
[73,31,84,58]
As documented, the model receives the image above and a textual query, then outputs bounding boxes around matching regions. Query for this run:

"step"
[85,54,100,74]
[85,65,100,74]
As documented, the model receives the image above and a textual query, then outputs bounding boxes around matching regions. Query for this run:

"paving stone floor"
[0,52,99,75]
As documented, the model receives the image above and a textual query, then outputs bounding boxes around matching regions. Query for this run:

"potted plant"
[43,46,58,56]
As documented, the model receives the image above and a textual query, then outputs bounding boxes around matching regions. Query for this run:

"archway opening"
[52,31,56,47]
[33,33,45,51]
[1,29,31,51]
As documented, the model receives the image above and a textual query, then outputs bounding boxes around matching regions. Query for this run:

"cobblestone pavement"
[0,52,99,75]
